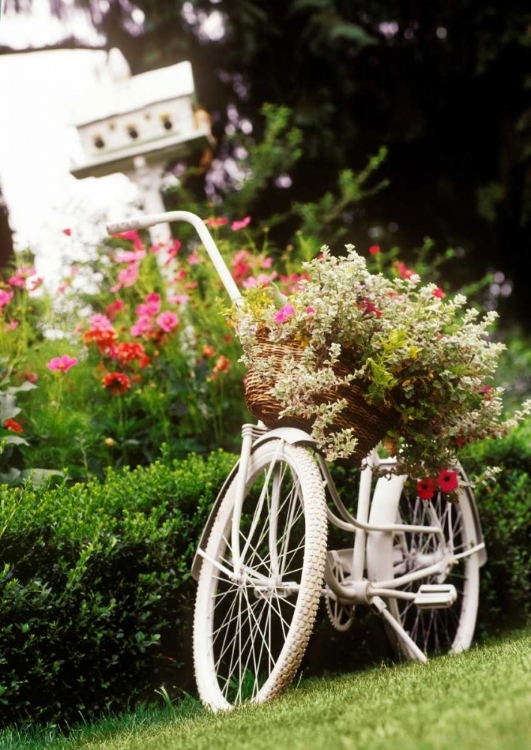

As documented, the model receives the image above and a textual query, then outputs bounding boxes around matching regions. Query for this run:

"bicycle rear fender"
[191,427,319,580]
[457,463,487,567]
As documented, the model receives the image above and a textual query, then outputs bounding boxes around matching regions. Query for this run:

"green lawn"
[3,629,531,750]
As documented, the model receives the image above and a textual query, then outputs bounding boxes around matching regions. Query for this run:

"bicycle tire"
[193,440,327,711]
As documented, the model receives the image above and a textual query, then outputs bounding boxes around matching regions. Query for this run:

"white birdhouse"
[69,52,214,245]
[70,55,212,180]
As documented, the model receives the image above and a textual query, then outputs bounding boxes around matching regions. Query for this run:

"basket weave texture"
[244,337,399,464]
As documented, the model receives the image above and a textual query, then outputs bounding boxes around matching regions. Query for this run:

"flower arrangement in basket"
[230,245,531,497]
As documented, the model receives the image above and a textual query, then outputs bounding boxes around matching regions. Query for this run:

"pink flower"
[274,303,296,324]
[131,315,154,338]
[279,272,310,293]
[231,250,252,282]
[305,306,315,314]
[167,294,190,305]
[112,229,144,250]
[433,287,445,299]
[0,290,14,308]
[90,313,114,331]
[162,239,181,265]
[204,217,229,228]
[156,311,179,333]
[231,216,251,232]
[187,250,202,265]
[4,321,19,331]
[27,276,44,292]
[261,257,273,269]
[110,262,140,293]
[369,245,381,255]
[114,249,146,264]
[62,228,72,236]
[395,261,415,280]
[242,272,278,288]
[46,354,78,373]
[8,266,36,288]
[135,293,161,318]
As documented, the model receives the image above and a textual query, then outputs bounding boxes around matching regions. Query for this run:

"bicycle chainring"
[325,550,356,632]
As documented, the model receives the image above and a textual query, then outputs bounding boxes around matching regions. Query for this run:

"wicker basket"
[244,337,399,464]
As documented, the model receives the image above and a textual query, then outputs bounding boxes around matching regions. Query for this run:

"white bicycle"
[107,211,487,713]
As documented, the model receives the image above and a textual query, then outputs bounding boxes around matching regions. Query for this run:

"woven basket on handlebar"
[244,335,399,464]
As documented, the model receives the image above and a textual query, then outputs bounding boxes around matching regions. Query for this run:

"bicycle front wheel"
[368,471,480,657]
[193,440,327,711]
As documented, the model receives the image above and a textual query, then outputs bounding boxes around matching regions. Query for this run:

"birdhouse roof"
[70,60,196,127]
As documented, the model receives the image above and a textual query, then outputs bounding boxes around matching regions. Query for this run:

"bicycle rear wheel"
[193,440,327,711]
[367,470,480,657]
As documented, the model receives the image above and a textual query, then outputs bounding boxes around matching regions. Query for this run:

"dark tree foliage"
[3,0,531,322]
[0,182,14,273]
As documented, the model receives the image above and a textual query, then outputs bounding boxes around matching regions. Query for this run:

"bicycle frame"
[107,210,486,665]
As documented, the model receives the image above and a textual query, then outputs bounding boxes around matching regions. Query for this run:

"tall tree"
[0,181,14,273]
[3,0,531,322]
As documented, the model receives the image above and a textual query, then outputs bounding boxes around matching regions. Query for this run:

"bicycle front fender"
[191,427,320,581]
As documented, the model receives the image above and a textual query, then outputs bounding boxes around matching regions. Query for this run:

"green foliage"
[0,449,236,726]
[0,426,531,727]
[463,422,531,632]
[292,147,389,253]
[1,105,399,482]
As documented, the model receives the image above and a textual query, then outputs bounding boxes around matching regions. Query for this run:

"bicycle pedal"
[414,584,457,609]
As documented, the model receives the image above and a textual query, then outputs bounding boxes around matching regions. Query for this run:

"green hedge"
[1,427,531,727]
[0,450,237,727]
[462,422,531,634]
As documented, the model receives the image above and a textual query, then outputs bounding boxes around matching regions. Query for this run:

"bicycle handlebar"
[106,210,243,306]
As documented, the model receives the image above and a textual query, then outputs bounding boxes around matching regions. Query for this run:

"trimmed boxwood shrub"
[462,421,531,634]
[0,450,237,727]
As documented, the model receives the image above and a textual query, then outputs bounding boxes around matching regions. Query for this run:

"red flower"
[357,298,382,317]
[369,245,381,255]
[416,477,436,500]
[106,299,125,319]
[114,342,148,366]
[436,469,459,493]
[480,385,493,400]
[395,261,415,280]
[210,355,231,380]
[102,372,131,395]
[433,287,445,299]
[83,328,118,352]
[62,228,72,236]
[3,418,23,434]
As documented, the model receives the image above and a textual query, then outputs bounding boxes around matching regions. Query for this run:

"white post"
[129,156,172,251]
